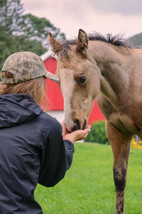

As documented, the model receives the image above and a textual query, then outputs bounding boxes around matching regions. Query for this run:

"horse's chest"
[108,112,142,136]
[97,95,142,136]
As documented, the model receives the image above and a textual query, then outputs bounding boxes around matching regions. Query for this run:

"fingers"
[61,120,91,142]
[87,125,91,130]
[82,128,91,139]
[73,127,91,140]
[61,120,65,126]
[83,129,90,138]
[61,121,66,138]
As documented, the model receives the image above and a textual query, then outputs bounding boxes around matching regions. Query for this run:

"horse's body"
[48,29,142,214]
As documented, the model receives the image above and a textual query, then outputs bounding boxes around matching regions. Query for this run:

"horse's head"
[48,29,100,131]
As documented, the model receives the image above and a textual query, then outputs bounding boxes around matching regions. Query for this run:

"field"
[35,143,142,214]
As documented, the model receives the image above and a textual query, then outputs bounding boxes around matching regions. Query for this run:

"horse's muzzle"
[72,119,87,131]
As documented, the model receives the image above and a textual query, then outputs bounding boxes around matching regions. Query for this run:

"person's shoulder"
[37,112,62,132]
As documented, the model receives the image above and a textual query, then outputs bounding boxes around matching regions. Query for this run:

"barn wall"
[44,57,64,111]
[88,100,105,124]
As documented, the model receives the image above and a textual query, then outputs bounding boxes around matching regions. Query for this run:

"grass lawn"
[35,143,142,214]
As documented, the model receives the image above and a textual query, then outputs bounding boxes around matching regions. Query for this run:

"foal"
[48,29,142,214]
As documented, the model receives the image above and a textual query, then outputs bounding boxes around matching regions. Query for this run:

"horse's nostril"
[72,119,81,131]
[72,119,87,131]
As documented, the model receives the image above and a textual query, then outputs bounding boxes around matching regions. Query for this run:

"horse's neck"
[89,41,130,107]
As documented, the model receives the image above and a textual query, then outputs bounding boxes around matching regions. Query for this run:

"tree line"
[128,32,142,47]
[0,0,66,73]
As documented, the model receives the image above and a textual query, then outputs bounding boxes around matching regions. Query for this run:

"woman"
[0,51,90,214]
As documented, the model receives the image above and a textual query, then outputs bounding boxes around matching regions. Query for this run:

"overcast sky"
[21,0,142,39]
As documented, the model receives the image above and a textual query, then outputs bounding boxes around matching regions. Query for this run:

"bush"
[85,120,110,144]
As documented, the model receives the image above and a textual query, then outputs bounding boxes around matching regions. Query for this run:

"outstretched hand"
[61,121,91,144]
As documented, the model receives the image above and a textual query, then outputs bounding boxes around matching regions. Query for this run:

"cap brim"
[44,69,59,82]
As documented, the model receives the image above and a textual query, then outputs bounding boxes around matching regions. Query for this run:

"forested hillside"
[128,32,142,47]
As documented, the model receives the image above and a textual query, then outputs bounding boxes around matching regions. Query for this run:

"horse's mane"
[54,32,131,57]
[89,33,131,48]
[68,32,131,48]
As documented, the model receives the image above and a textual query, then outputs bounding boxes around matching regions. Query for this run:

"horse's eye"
[77,76,86,84]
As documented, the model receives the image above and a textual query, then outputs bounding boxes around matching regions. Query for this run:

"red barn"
[41,51,105,124]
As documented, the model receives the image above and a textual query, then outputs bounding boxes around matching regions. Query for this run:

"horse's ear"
[48,32,62,54]
[76,29,88,57]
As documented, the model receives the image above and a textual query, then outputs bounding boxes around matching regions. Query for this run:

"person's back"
[0,51,90,214]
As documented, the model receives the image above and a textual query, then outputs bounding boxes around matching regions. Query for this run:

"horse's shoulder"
[97,94,116,119]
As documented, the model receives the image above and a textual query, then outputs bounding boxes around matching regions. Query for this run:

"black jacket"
[0,94,74,214]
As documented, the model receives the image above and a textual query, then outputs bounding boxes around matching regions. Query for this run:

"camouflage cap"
[1,51,59,84]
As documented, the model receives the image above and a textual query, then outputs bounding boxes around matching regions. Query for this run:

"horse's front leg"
[106,122,132,214]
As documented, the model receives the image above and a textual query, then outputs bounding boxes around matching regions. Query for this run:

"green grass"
[35,143,142,214]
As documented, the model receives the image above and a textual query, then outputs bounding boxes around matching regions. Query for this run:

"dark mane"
[68,32,131,48]
[55,32,131,57]
[88,32,131,48]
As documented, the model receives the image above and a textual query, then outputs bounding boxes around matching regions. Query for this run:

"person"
[0,51,90,214]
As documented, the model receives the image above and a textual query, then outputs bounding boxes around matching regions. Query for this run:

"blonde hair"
[0,71,47,108]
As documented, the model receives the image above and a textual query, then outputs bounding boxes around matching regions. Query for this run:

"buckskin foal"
[48,29,142,214]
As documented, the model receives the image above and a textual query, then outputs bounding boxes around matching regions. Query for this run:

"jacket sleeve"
[38,120,74,187]
[64,139,74,170]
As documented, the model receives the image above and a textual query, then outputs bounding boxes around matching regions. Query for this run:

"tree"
[19,14,65,49]
[0,0,65,49]
[0,0,24,34]
[0,0,66,76]
[0,0,25,71]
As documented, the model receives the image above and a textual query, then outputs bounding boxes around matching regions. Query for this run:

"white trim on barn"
[48,111,65,123]
[40,49,57,61]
